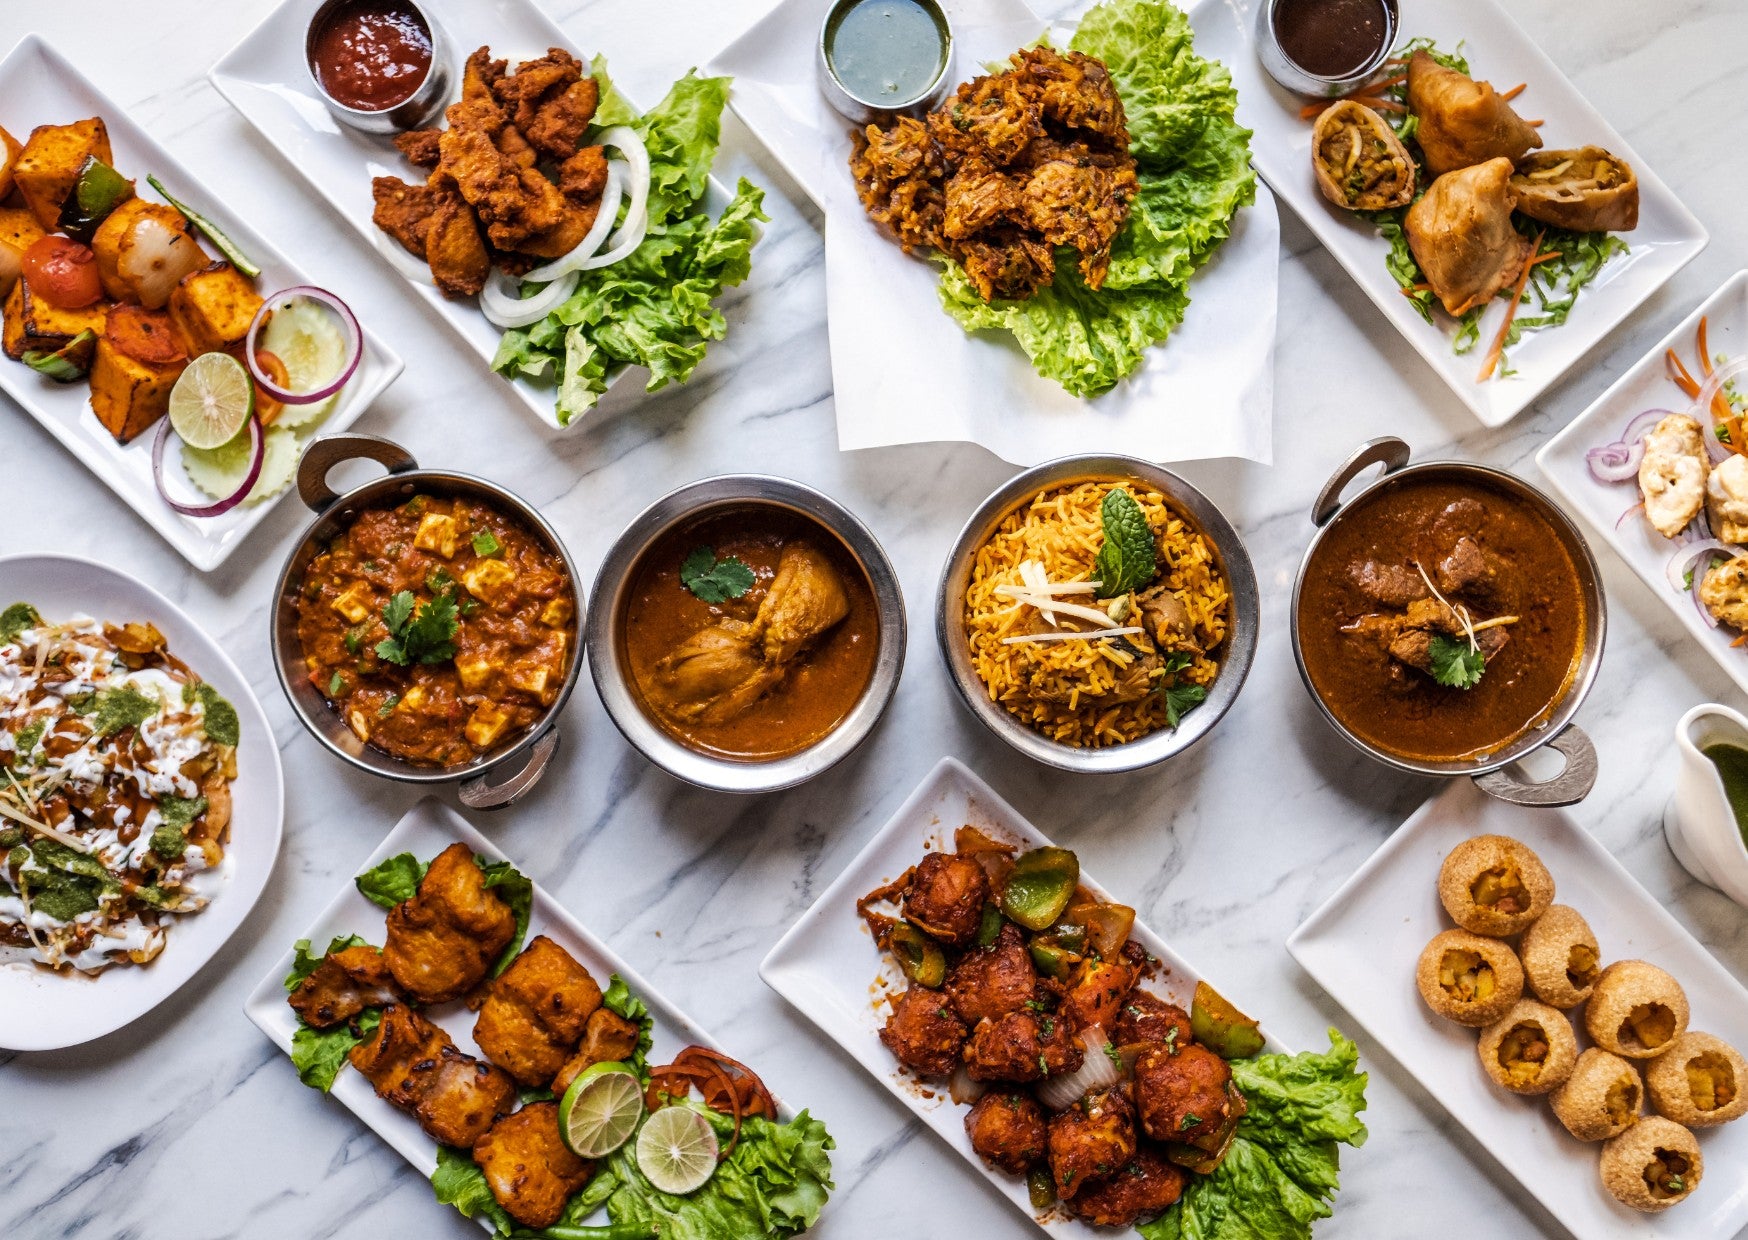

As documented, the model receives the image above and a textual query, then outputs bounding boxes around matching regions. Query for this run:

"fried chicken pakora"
[474,935,603,1087]
[287,943,405,1029]
[350,1003,517,1147]
[383,842,517,1005]
[849,46,1137,301]
[473,1101,596,1229]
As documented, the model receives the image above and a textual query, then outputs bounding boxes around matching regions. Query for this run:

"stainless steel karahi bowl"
[304,0,454,134]
[586,475,906,794]
[1289,438,1606,806]
[271,433,583,810]
[937,455,1260,774]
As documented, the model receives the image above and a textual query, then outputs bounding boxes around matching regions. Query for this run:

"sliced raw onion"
[375,229,436,286]
[153,414,263,517]
[582,127,651,269]
[520,161,626,283]
[948,1064,985,1106]
[1665,539,1744,594]
[479,268,580,329]
[244,287,361,405]
[1586,438,1643,483]
[1621,408,1676,447]
[1036,1026,1121,1112]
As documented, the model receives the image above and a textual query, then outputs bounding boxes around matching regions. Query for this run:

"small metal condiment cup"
[817,0,956,125]
[1289,438,1606,807]
[1254,0,1399,99]
[304,0,453,135]
[937,455,1260,775]
[586,475,906,795]
[271,434,584,810]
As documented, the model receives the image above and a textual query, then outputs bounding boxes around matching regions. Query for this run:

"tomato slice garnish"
[22,236,103,309]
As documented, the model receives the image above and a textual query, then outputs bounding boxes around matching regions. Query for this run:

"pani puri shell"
[1585,961,1690,1060]
[1415,929,1524,1026]
[1477,999,1577,1095]
[1521,904,1601,1009]
[1437,834,1554,936]
[1550,1048,1642,1141]
[1599,1116,1702,1212]
[1646,1032,1748,1128]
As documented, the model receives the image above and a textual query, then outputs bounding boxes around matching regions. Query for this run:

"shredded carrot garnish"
[1477,233,1550,381]
[1298,94,1405,120]
[1733,633,1747,648]
[1667,348,1702,397]
[1700,316,1715,378]
[1400,283,1434,296]
[1500,83,1526,101]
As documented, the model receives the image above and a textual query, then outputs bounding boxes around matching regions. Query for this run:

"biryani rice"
[965,480,1229,747]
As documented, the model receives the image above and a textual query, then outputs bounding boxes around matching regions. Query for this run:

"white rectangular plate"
[1538,270,1748,697]
[0,35,401,572]
[1287,780,1748,1240]
[708,0,1280,467]
[760,756,1283,1236]
[1196,0,1707,427]
[244,798,773,1225]
[0,553,284,1052]
[211,0,729,430]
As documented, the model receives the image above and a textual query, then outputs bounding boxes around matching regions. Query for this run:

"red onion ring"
[243,286,361,406]
[1586,439,1642,483]
[152,413,264,517]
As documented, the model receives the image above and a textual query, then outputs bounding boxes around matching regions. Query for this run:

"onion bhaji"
[849,46,1138,302]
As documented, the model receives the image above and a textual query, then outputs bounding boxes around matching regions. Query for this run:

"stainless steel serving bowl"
[271,433,583,810]
[586,475,906,794]
[1289,438,1606,806]
[937,455,1260,774]
[304,0,454,135]
[816,0,955,125]
[1253,0,1399,99]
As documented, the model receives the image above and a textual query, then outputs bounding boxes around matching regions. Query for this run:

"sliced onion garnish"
[1585,438,1642,483]
[374,228,437,286]
[480,267,579,329]
[1690,356,1748,427]
[1665,539,1744,595]
[1621,408,1676,446]
[244,286,362,405]
[585,126,651,262]
[1035,1026,1121,1112]
[153,413,263,518]
[521,161,626,283]
[947,1063,985,1106]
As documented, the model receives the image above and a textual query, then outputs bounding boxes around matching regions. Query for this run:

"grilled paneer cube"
[13,117,113,230]
[167,261,263,356]
[2,277,108,360]
[89,304,188,442]
[0,206,45,299]
[474,935,603,1087]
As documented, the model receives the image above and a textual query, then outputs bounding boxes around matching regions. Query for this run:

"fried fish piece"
[287,943,404,1029]
[1406,50,1542,177]
[474,935,604,1087]
[371,176,444,257]
[552,1007,644,1094]
[350,1004,516,1147]
[525,78,600,161]
[426,194,491,297]
[558,145,610,207]
[463,47,508,101]
[383,843,517,1004]
[1404,158,1531,317]
[473,1102,595,1230]
[493,49,584,135]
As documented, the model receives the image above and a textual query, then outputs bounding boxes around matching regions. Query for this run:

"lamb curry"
[621,506,879,761]
[1297,473,1586,763]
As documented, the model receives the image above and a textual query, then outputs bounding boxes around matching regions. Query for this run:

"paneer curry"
[620,506,879,761]
[1297,474,1587,763]
[295,492,575,767]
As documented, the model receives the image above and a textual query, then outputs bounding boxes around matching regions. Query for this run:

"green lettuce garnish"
[601,973,654,1080]
[1141,1029,1369,1240]
[283,934,383,1093]
[937,0,1255,396]
[353,851,531,976]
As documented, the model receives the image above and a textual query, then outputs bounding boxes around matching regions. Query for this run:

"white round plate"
[0,554,285,1051]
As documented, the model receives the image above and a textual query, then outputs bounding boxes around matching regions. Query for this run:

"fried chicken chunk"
[965,1009,1083,1083]
[1068,1146,1189,1227]
[1113,990,1192,1049]
[394,128,443,169]
[965,1091,1048,1174]
[1133,1042,1235,1144]
[383,843,517,1004]
[350,1004,516,1147]
[426,193,491,297]
[1048,1087,1137,1199]
[945,922,1038,1024]
[371,176,444,258]
[904,851,989,946]
[552,1007,645,1094]
[473,1101,595,1230]
[474,935,604,1087]
[880,984,969,1077]
[287,943,404,1029]
[1063,954,1139,1034]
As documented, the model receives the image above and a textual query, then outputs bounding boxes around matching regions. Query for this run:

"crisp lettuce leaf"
[432,1144,518,1236]
[354,852,426,908]
[283,934,380,1093]
[601,973,654,1080]
[632,70,732,226]
[1140,1029,1369,1240]
[476,858,533,976]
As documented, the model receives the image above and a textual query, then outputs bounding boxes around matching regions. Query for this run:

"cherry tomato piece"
[22,236,103,309]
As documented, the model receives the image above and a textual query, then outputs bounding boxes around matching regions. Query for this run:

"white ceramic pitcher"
[1664,703,1748,908]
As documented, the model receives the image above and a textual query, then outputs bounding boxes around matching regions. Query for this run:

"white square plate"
[0,35,402,572]
[1195,0,1707,427]
[211,0,730,430]
[0,553,284,1052]
[243,798,785,1226]
[1287,780,1748,1240]
[1538,270,1748,697]
[760,756,1283,1236]
[709,0,1281,467]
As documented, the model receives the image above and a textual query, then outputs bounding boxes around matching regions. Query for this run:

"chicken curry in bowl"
[619,505,880,762]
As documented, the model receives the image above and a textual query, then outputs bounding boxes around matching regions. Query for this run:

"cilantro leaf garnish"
[1163,682,1207,728]
[679,546,756,604]
[375,590,459,667]
[471,530,502,557]
[1092,487,1158,599]
[1429,633,1485,690]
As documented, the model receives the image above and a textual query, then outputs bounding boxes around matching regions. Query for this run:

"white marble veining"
[1,0,1745,1237]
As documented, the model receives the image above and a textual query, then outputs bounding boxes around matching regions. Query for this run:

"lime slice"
[261,298,345,428]
[635,1105,718,1195]
[169,352,254,450]
[558,1062,644,1158]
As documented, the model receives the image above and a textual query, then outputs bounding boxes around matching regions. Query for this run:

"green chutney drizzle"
[1701,741,1748,849]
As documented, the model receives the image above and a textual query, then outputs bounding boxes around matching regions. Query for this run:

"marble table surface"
[3,0,1747,1237]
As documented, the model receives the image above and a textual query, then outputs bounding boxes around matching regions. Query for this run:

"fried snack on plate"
[1585,961,1690,1060]
[551,1006,644,1094]
[473,934,603,1087]
[286,943,405,1029]
[1415,928,1524,1026]
[1436,834,1554,937]
[1046,1086,1136,1199]
[1511,147,1639,232]
[964,1090,1046,1174]
[1645,1032,1748,1127]
[1599,1115,1702,1212]
[1311,100,1416,211]
[1519,904,1601,1009]
[1067,1145,1188,1227]
[383,842,518,1004]
[349,1003,516,1147]
[879,983,969,1077]
[1477,998,1577,1095]
[1552,1048,1644,1141]
[13,117,113,229]
[1638,414,1709,538]
[473,1100,595,1229]
[1405,50,1542,177]
[1404,159,1533,318]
